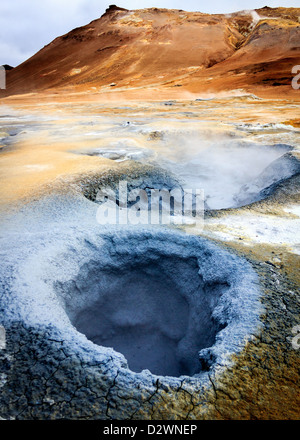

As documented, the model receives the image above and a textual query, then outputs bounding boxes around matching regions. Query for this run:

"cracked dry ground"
[1,242,298,419]
[0,97,299,420]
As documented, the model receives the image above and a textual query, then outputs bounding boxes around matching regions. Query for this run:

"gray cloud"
[0,0,299,66]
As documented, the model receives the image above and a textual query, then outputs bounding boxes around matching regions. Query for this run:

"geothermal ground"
[0,6,300,420]
[0,94,299,420]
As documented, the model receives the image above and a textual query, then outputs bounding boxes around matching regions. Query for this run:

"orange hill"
[2,5,300,99]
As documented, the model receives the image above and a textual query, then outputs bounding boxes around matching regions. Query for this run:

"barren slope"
[1,5,300,98]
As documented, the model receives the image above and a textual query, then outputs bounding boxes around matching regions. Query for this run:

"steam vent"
[0,5,300,421]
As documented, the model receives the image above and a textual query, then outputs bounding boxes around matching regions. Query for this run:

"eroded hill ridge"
[2,5,300,97]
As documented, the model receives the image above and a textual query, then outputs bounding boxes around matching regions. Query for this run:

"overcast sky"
[0,0,299,66]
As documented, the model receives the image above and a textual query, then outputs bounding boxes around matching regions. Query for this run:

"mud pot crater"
[52,229,263,378]
[0,203,264,418]
[77,144,300,212]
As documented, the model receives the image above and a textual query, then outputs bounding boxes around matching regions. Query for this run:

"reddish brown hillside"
[1,5,300,98]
